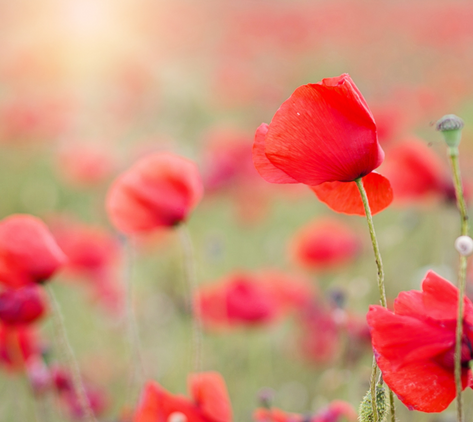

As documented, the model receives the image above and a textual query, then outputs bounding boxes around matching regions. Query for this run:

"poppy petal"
[376,354,468,413]
[264,75,384,185]
[190,372,232,422]
[311,172,393,215]
[252,123,298,184]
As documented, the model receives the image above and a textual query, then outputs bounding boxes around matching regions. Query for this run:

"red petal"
[190,372,232,422]
[264,75,384,185]
[252,123,298,184]
[367,306,454,365]
[376,354,468,413]
[134,382,205,422]
[311,172,393,215]
[253,408,302,422]
[106,153,203,234]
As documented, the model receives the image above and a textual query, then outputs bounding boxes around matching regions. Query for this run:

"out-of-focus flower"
[0,324,41,371]
[134,372,232,422]
[51,365,108,420]
[290,218,361,271]
[51,217,124,314]
[26,355,51,395]
[197,271,314,330]
[56,143,116,187]
[367,271,473,412]
[381,138,454,205]
[253,400,356,422]
[253,74,393,215]
[0,285,48,325]
[0,215,66,288]
[106,153,204,234]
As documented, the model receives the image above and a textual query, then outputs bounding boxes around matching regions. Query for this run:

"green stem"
[355,177,396,422]
[369,356,379,422]
[178,225,203,373]
[47,286,97,422]
[449,150,469,422]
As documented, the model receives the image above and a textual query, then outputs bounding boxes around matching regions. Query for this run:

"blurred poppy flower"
[51,217,124,313]
[290,218,361,271]
[254,400,356,422]
[253,74,393,215]
[0,323,41,371]
[106,152,204,234]
[0,285,48,325]
[134,372,232,422]
[197,271,314,330]
[51,365,108,419]
[56,143,116,187]
[381,138,454,205]
[367,271,473,412]
[0,215,66,288]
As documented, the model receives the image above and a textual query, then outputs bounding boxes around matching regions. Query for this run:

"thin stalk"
[449,151,469,422]
[178,224,203,373]
[355,177,396,422]
[369,356,379,422]
[47,286,97,422]
[123,238,145,406]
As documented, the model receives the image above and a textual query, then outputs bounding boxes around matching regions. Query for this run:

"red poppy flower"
[290,218,361,271]
[253,400,356,422]
[367,271,473,412]
[0,323,41,371]
[0,215,66,288]
[197,271,314,330]
[253,74,393,215]
[106,152,204,234]
[134,372,232,422]
[381,138,453,205]
[0,285,48,325]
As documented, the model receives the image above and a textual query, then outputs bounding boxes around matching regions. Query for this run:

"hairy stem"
[449,151,469,422]
[178,224,203,373]
[355,177,396,422]
[47,286,97,422]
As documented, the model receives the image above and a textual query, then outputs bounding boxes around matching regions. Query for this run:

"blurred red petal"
[311,172,393,215]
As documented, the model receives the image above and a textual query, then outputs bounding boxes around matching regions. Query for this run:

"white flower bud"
[454,235,473,256]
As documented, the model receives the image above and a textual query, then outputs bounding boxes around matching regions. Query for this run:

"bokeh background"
[1,0,473,421]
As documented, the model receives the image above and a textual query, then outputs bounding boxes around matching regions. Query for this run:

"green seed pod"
[358,385,388,422]
[436,114,464,153]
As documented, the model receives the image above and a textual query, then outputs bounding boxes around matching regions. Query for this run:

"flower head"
[253,74,392,215]
[367,271,473,412]
[106,153,204,234]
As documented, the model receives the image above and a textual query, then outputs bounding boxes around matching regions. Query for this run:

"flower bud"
[436,114,464,152]
[358,385,388,422]
[454,235,473,256]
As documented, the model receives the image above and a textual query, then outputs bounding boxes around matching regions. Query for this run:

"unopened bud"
[436,114,464,151]
[168,412,187,422]
[358,385,388,422]
[455,235,473,256]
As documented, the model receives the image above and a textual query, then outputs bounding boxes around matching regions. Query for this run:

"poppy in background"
[0,285,48,325]
[381,138,453,205]
[367,271,473,412]
[134,372,232,422]
[290,218,361,271]
[197,271,315,330]
[253,400,356,422]
[0,215,66,288]
[253,74,393,215]
[106,152,204,234]
[51,217,124,314]
[0,324,41,372]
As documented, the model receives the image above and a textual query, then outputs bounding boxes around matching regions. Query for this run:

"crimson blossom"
[253,74,393,215]
[367,271,473,412]
[134,372,232,422]
[0,215,66,288]
[106,152,204,234]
